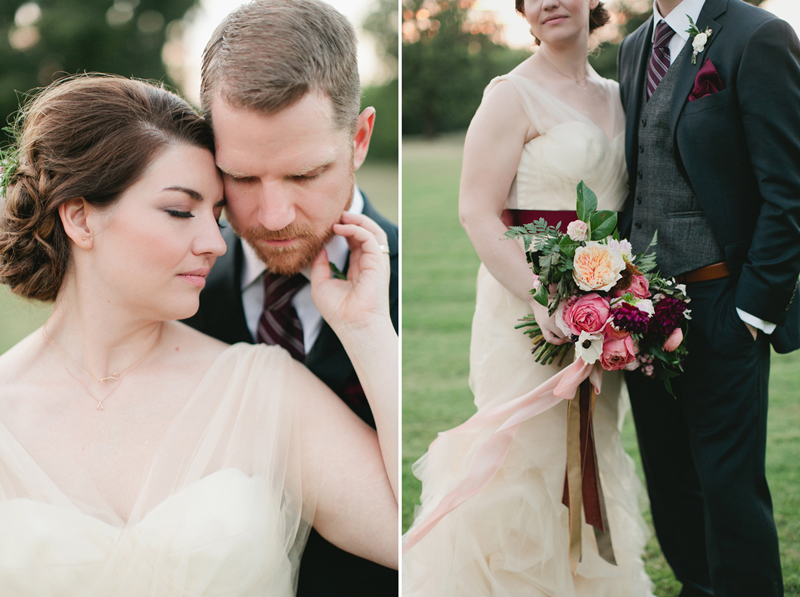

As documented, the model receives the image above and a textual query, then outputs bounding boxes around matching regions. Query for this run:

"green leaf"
[557,235,578,259]
[329,262,347,280]
[576,181,598,222]
[589,210,618,241]
[533,282,549,307]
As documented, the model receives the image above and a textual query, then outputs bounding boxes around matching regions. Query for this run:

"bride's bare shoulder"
[0,329,47,385]
[165,321,231,361]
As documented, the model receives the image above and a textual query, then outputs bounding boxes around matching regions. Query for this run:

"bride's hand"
[531,300,569,345]
[310,212,392,334]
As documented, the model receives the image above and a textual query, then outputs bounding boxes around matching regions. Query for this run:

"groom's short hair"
[200,0,361,133]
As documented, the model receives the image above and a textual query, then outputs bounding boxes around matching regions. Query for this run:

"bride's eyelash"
[167,210,194,219]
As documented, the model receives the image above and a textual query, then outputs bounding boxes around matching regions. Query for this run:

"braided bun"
[0,74,213,302]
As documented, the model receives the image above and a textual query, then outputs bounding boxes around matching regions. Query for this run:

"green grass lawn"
[401,134,800,596]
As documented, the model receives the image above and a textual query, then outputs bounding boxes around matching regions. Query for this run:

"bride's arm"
[287,212,398,567]
[309,212,398,499]
[291,365,397,568]
[459,82,565,343]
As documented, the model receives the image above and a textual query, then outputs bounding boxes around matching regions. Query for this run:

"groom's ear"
[352,107,376,172]
[59,198,94,249]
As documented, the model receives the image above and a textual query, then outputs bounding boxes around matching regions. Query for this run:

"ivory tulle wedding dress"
[0,344,314,596]
[403,74,655,597]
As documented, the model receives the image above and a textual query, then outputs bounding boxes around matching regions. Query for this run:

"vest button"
[635,222,642,230]
[641,118,647,127]
[637,169,643,179]
[639,144,644,154]
[636,196,643,205]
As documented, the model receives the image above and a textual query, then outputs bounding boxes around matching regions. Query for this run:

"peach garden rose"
[572,242,626,293]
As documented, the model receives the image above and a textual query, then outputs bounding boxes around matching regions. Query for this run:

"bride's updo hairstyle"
[0,75,213,302]
[515,1,611,38]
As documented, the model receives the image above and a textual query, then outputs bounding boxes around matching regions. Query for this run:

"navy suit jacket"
[618,0,800,352]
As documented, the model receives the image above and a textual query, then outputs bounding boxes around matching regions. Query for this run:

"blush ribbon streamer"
[403,357,615,571]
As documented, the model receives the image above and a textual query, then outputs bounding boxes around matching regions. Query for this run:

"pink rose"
[561,293,610,335]
[600,335,637,371]
[628,275,651,299]
[662,327,684,352]
[611,274,651,299]
[603,319,629,341]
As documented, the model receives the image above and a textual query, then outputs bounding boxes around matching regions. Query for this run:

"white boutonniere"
[686,15,712,64]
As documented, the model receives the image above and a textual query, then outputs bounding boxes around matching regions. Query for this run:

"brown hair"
[0,75,213,302]
[515,1,611,36]
[200,0,361,133]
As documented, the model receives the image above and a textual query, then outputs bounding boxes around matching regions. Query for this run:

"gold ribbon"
[563,380,616,573]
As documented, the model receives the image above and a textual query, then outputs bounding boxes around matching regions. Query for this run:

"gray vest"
[629,43,724,277]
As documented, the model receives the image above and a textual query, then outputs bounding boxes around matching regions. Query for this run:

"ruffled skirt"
[403,265,654,596]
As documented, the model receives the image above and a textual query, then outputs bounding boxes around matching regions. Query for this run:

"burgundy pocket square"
[688,59,724,102]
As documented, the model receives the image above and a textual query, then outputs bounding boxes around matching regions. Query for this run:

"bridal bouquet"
[507,182,691,393]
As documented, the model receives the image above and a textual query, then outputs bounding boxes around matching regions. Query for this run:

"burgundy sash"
[501,209,578,229]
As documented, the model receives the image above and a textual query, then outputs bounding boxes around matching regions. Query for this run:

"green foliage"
[590,210,618,241]
[634,231,659,274]
[0,0,198,145]
[361,78,399,161]
[576,180,597,222]
[363,0,398,68]
[402,0,527,136]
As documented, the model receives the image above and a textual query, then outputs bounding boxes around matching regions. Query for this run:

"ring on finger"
[378,244,390,254]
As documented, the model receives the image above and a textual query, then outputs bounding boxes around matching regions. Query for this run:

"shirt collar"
[651,0,706,44]
[240,186,365,289]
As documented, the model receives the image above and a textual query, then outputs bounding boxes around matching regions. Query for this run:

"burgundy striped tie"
[256,272,307,362]
[647,21,676,100]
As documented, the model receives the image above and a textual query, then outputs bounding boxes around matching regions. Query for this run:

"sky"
[472,0,800,49]
[175,0,388,104]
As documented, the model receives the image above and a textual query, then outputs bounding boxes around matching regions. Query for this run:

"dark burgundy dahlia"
[649,296,688,336]
[612,303,650,334]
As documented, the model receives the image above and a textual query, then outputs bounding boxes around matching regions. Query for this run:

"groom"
[618,0,800,595]
[185,1,398,595]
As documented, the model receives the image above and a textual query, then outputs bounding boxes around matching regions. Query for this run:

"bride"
[0,75,397,596]
[403,0,654,595]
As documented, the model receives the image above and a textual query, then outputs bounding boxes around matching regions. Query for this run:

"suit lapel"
[669,0,728,135]
[625,17,654,174]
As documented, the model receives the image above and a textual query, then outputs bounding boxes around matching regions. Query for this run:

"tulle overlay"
[402,74,654,596]
[0,344,315,596]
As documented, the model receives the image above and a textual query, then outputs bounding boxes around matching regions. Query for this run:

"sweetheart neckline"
[0,468,260,531]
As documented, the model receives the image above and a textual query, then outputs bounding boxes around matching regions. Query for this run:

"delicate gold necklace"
[538,50,588,89]
[42,323,163,411]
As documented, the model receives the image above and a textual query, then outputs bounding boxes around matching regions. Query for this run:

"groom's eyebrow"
[163,186,203,201]
[217,166,249,178]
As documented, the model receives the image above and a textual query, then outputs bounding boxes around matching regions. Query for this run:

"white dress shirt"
[651,0,775,335]
[651,0,706,65]
[240,187,365,351]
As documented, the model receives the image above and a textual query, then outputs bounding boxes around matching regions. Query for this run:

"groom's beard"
[237,222,335,276]
[233,181,354,276]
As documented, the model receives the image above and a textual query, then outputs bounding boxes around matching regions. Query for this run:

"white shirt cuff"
[736,308,777,335]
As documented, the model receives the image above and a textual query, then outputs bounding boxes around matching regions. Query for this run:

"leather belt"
[675,261,732,284]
